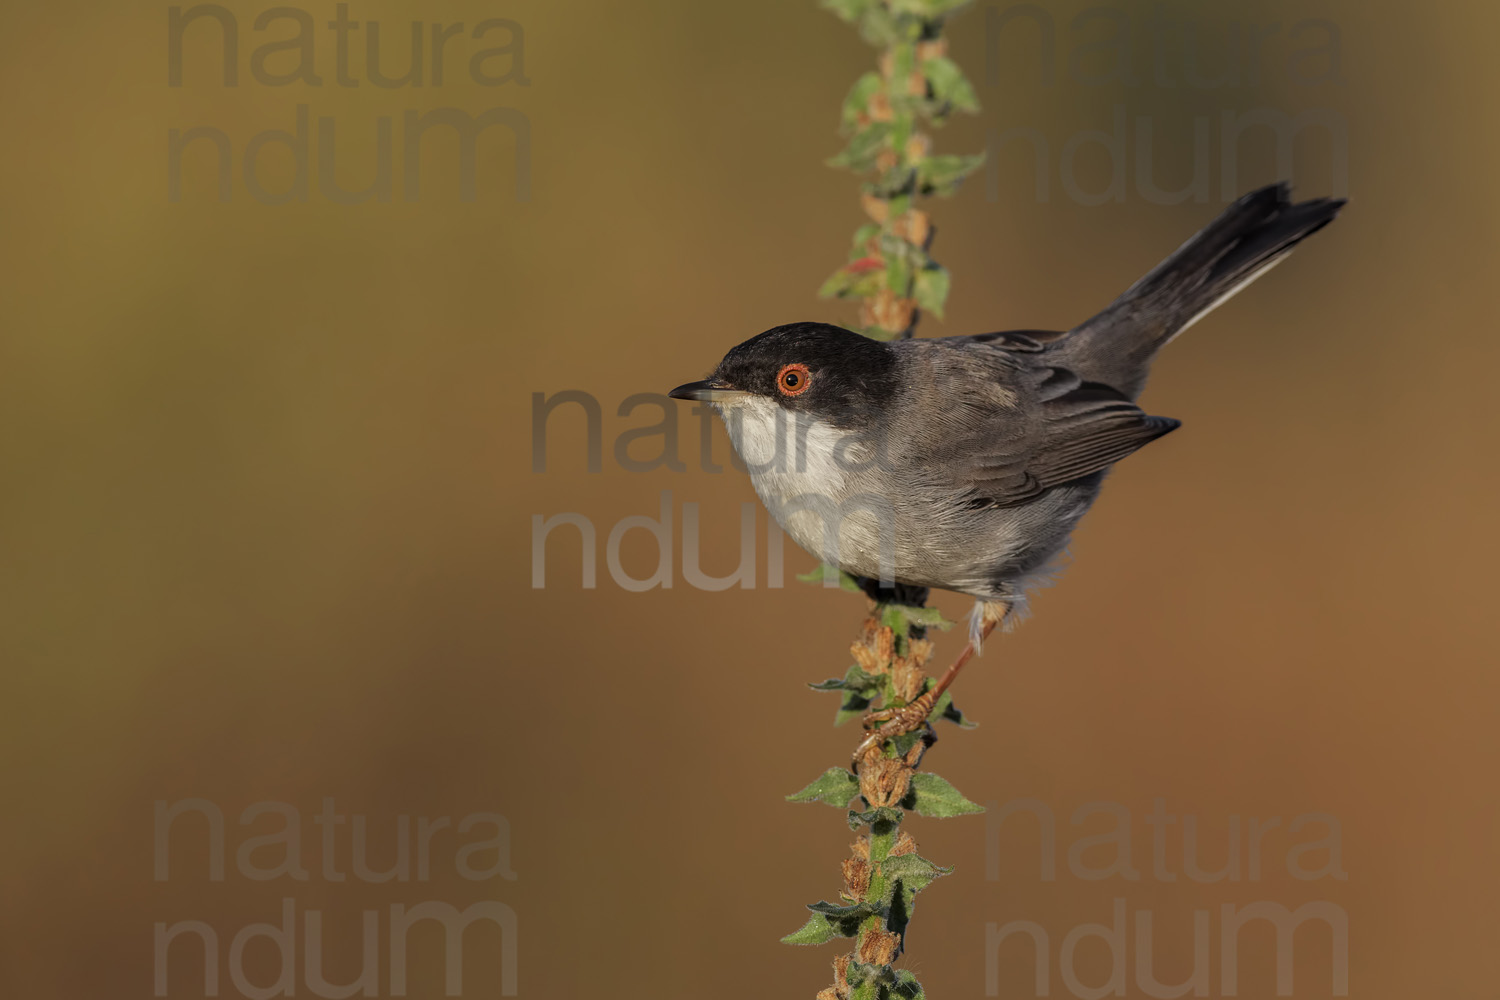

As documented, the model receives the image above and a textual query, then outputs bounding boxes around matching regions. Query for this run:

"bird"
[668,183,1345,755]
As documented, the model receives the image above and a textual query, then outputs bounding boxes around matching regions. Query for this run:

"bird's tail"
[1065,183,1346,398]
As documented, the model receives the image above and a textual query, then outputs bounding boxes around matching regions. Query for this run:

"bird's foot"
[853,692,938,763]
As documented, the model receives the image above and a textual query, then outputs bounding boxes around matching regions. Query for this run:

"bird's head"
[668,322,898,429]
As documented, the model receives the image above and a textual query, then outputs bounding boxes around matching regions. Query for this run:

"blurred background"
[2,0,1496,997]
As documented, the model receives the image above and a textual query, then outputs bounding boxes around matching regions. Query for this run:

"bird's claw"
[852,702,931,763]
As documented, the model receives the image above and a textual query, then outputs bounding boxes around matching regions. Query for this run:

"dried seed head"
[851,636,881,676]
[828,953,852,997]
[858,927,902,966]
[903,733,930,768]
[861,192,889,223]
[917,39,949,61]
[890,655,925,704]
[890,831,919,857]
[884,634,936,709]
[858,750,914,808]
[851,618,900,677]
[841,856,872,901]
[892,210,932,248]
[851,836,871,860]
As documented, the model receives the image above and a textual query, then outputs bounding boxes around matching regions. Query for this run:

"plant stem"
[784,3,989,997]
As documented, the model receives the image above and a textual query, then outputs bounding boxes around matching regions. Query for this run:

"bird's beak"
[668,379,747,402]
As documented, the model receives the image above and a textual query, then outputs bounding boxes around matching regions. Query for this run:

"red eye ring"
[777,363,812,397]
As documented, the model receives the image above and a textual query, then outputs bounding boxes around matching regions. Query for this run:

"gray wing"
[939,357,1180,508]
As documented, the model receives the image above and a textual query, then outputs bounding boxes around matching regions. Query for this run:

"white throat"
[715,396,855,497]
[713,395,891,571]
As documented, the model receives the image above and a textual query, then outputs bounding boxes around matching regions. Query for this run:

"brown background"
[2,0,1496,997]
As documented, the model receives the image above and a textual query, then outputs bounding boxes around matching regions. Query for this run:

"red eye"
[777,363,812,397]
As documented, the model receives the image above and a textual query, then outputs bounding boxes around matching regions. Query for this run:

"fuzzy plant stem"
[816,0,985,341]
[782,3,989,998]
[785,606,985,999]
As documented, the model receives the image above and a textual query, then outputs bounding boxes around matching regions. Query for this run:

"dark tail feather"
[1065,183,1346,398]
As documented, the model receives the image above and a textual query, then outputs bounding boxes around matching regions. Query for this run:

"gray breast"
[714,386,1096,601]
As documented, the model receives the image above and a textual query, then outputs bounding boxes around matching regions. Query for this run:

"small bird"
[669,183,1344,752]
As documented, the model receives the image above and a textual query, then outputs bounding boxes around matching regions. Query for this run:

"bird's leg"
[854,600,1008,762]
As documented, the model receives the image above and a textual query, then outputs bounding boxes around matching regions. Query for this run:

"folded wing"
[954,375,1180,508]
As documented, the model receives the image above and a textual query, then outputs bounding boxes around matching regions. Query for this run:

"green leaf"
[804,900,884,939]
[889,113,913,158]
[879,604,912,657]
[929,687,977,728]
[879,853,952,937]
[829,123,892,172]
[867,165,918,199]
[890,43,917,89]
[810,662,884,694]
[902,772,985,818]
[890,729,927,758]
[917,152,986,196]
[787,767,861,808]
[891,969,927,999]
[892,0,974,13]
[844,959,889,989]
[835,690,873,727]
[848,805,906,831]
[880,852,953,900]
[849,222,883,257]
[841,71,886,129]
[796,564,864,591]
[781,912,842,946]
[846,960,909,998]
[807,899,882,919]
[846,663,886,692]
[913,266,951,318]
[832,656,888,727]
[876,229,918,259]
[885,252,911,295]
[879,603,912,638]
[855,273,888,299]
[854,6,901,46]
[923,56,980,114]
[898,604,955,630]
[820,265,886,301]
[818,266,858,300]
[875,604,954,655]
